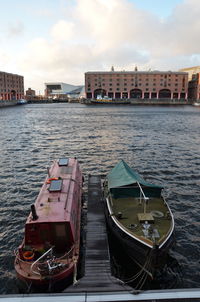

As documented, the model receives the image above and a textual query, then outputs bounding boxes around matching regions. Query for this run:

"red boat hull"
[14,158,83,288]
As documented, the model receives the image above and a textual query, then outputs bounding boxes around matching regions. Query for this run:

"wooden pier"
[66,174,130,292]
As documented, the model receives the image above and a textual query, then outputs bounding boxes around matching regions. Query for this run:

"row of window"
[0,84,23,88]
[88,82,183,87]
[88,78,183,83]
[86,92,187,99]
[89,73,181,78]
[0,89,23,92]
[88,87,184,92]
[0,78,23,82]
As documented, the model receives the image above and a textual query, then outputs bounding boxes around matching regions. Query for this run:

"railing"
[137,182,149,213]
[15,245,76,277]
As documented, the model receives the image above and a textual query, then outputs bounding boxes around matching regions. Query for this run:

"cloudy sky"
[0,0,200,93]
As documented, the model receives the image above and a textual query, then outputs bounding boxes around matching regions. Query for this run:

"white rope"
[73,259,78,285]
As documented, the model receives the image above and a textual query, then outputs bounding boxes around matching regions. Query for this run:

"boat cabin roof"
[107,160,163,190]
[26,158,82,225]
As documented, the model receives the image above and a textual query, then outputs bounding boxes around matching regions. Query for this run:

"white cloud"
[51,20,75,41]
[10,0,200,92]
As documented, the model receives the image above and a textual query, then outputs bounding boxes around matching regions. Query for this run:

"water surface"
[0,103,200,293]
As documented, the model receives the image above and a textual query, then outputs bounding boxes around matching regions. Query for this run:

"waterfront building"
[25,87,36,100]
[44,82,84,100]
[179,66,200,81]
[85,69,188,100]
[25,87,35,98]
[0,71,24,100]
[188,73,200,100]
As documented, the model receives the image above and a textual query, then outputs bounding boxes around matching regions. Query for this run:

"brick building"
[25,87,36,98]
[0,71,24,100]
[188,73,200,100]
[85,70,188,100]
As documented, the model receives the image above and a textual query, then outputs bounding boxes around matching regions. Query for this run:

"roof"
[85,71,187,75]
[26,158,82,224]
[107,160,163,190]
[67,86,84,94]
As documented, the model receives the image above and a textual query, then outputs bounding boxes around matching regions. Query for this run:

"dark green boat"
[104,160,175,279]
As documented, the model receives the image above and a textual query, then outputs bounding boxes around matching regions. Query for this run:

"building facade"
[0,71,24,100]
[25,87,35,98]
[188,73,200,100]
[85,70,188,100]
[44,82,83,99]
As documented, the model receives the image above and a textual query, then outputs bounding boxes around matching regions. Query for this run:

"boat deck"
[111,197,172,245]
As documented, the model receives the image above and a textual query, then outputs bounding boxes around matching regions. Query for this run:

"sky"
[0,0,200,94]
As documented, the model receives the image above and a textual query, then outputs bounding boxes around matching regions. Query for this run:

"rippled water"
[0,103,200,294]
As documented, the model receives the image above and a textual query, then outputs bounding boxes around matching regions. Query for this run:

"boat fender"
[23,250,35,261]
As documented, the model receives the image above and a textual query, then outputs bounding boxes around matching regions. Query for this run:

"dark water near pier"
[0,103,200,294]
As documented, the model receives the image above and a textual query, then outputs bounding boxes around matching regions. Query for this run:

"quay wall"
[0,100,17,108]
[83,98,194,105]
[130,98,193,105]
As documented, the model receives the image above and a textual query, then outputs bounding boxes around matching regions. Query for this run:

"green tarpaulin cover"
[107,160,163,190]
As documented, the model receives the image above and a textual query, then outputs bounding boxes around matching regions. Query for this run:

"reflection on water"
[0,103,200,293]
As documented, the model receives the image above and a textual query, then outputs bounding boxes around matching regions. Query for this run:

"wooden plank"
[65,175,131,293]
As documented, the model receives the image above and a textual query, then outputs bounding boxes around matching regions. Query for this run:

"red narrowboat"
[14,157,83,286]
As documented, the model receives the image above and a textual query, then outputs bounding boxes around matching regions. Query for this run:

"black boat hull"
[104,199,175,278]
